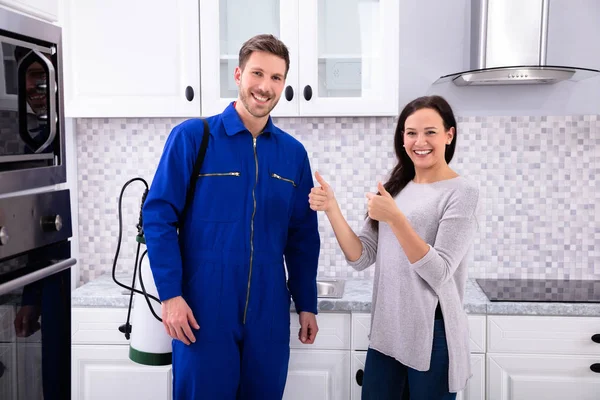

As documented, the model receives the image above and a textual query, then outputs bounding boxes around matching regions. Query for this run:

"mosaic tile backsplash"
[75,115,600,285]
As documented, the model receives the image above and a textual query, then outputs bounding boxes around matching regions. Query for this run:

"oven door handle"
[32,50,57,154]
[0,258,76,296]
[17,49,58,154]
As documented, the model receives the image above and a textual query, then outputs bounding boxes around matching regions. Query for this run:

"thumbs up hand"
[365,182,401,224]
[309,171,337,213]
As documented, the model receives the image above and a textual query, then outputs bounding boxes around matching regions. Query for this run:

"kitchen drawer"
[72,307,130,345]
[468,315,486,353]
[74,308,352,348]
[290,312,351,350]
[488,315,600,355]
[351,313,371,351]
[352,313,487,353]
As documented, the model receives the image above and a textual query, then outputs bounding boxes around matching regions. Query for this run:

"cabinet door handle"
[185,86,194,102]
[285,85,294,101]
[355,369,364,386]
[590,363,600,373]
[303,85,313,101]
[592,334,600,344]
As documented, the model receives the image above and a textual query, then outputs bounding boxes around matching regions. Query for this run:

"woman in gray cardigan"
[309,95,479,399]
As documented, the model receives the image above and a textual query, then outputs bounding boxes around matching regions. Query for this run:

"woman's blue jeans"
[361,319,457,400]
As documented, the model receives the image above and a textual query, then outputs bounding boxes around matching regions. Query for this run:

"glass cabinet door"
[200,0,298,117]
[298,0,399,116]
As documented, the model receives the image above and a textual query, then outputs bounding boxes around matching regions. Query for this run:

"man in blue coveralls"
[142,34,321,399]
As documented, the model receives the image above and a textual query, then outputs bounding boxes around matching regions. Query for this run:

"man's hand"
[162,296,199,345]
[298,312,319,344]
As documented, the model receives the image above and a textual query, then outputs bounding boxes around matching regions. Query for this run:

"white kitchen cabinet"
[351,351,366,400]
[486,315,600,400]
[290,312,350,350]
[73,307,353,400]
[199,0,299,117]
[0,0,59,22]
[284,312,351,400]
[61,0,200,118]
[72,307,172,400]
[458,353,486,400]
[72,345,172,400]
[283,350,350,400]
[487,315,600,356]
[200,0,399,117]
[487,353,600,400]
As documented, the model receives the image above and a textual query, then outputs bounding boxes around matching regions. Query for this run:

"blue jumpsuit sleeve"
[142,124,197,302]
[284,153,320,314]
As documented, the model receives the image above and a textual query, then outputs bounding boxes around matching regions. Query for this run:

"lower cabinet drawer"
[290,312,351,350]
[488,315,600,355]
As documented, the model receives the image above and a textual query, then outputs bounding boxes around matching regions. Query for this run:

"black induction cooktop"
[476,279,600,303]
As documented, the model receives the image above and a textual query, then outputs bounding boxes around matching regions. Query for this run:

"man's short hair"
[238,34,290,78]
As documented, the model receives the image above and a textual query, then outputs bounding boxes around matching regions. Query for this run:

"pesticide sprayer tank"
[129,250,172,366]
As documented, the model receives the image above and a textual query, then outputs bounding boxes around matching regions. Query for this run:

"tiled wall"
[75,115,600,285]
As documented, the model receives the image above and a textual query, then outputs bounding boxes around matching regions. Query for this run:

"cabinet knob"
[303,85,313,101]
[592,334,600,344]
[41,215,62,232]
[285,85,294,101]
[591,363,600,373]
[355,369,364,386]
[185,86,194,102]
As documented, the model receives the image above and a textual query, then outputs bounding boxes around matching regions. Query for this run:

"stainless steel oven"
[0,7,66,194]
[0,189,75,399]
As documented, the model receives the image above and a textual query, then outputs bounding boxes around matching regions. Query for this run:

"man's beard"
[239,86,279,118]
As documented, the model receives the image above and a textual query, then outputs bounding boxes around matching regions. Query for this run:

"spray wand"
[111,177,162,340]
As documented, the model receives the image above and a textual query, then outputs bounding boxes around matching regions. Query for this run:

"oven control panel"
[0,189,72,259]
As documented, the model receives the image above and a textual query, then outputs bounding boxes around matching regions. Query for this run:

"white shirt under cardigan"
[347,176,479,393]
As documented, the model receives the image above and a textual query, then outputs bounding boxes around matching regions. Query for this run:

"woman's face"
[403,108,454,171]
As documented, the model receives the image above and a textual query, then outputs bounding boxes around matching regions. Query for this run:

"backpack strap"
[181,119,210,221]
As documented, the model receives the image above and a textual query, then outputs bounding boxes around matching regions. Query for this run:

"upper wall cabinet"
[62,0,200,118]
[0,0,58,22]
[200,0,400,117]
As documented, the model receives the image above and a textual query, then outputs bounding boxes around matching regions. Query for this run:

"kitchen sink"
[316,279,345,299]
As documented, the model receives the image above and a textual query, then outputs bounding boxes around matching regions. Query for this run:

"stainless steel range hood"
[434,0,600,86]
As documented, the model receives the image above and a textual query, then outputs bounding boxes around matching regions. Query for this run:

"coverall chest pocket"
[268,168,297,219]
[194,169,243,222]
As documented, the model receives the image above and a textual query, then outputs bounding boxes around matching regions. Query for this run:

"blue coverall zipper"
[271,173,296,187]
[243,136,258,324]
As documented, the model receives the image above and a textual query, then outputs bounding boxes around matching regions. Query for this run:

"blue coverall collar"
[222,101,276,137]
